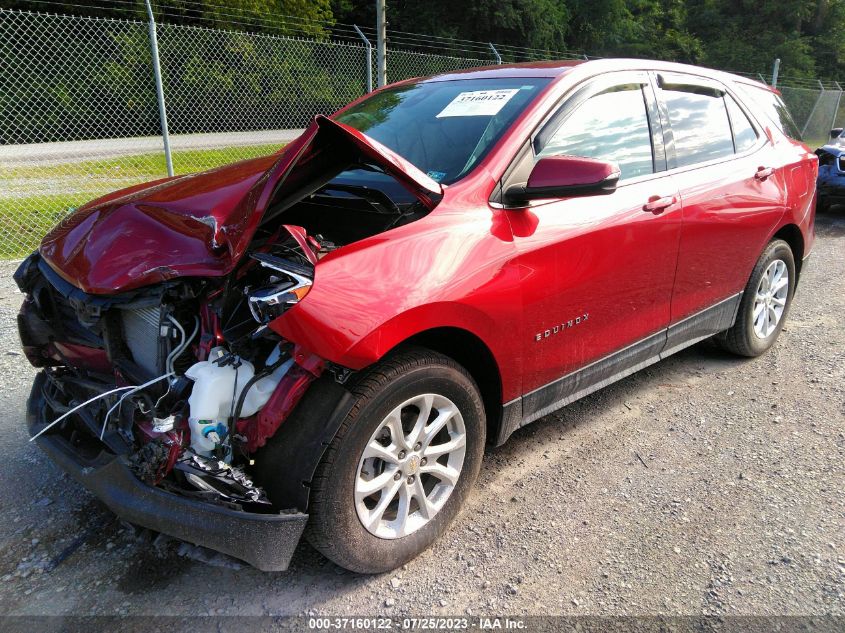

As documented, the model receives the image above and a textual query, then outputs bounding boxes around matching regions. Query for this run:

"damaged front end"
[815,146,845,208]
[18,235,329,570]
[17,116,439,570]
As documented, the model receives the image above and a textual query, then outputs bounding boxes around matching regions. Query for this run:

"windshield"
[335,78,551,185]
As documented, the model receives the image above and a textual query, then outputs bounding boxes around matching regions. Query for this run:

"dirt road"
[0,130,303,168]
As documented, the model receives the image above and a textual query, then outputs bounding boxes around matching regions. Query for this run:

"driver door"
[505,72,682,422]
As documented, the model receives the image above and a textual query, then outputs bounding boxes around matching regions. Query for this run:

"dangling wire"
[100,372,175,439]
[29,385,136,442]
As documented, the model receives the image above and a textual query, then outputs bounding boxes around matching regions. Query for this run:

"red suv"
[17,60,817,573]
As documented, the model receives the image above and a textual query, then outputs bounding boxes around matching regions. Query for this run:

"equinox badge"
[535,312,589,342]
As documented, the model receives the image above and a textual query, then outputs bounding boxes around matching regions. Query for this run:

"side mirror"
[504,155,620,205]
[830,128,843,139]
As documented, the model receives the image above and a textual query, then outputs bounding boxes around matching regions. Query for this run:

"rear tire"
[718,239,795,357]
[305,348,485,573]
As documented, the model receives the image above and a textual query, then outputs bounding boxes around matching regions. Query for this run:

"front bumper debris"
[817,158,845,204]
[27,373,307,572]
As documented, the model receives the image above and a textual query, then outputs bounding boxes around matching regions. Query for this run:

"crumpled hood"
[39,115,443,294]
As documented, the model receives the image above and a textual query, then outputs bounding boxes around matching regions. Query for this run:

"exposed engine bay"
[17,168,429,518]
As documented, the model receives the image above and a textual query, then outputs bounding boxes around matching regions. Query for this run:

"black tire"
[305,347,486,573]
[718,239,796,357]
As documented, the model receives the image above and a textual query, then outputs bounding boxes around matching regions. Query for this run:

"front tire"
[718,239,796,357]
[306,348,486,573]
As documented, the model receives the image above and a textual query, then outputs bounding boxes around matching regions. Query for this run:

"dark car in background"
[816,127,845,211]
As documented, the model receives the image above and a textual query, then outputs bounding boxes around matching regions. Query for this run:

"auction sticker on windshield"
[436,89,520,117]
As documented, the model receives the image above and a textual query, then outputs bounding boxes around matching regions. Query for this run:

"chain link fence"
[0,9,382,258]
[1,7,842,260]
[780,84,844,148]
[386,49,496,83]
[1,11,161,258]
[156,24,369,137]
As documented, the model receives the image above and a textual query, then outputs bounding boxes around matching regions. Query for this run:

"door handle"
[755,166,774,180]
[643,195,677,213]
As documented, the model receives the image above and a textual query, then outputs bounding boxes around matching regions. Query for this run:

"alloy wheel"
[355,393,467,539]
[752,259,789,339]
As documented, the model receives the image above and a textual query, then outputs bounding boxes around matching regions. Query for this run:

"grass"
[0,143,283,258]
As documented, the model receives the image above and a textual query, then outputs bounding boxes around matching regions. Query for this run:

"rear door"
[505,72,682,420]
[655,73,786,352]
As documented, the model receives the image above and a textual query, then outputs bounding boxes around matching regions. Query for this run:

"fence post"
[353,25,373,93]
[801,88,825,139]
[145,0,173,177]
[771,58,780,88]
[489,42,501,65]
[376,0,386,87]
[831,82,843,135]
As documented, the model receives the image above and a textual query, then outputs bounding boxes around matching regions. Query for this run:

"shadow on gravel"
[494,339,751,454]
[44,499,118,570]
[815,209,845,238]
[36,353,753,590]
[114,547,194,595]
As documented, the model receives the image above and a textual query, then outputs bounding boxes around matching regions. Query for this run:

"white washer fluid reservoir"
[238,346,295,418]
[185,346,293,456]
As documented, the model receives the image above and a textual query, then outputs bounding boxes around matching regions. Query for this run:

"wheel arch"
[390,327,505,447]
[771,223,804,278]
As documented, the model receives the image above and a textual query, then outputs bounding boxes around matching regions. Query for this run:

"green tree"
[686,0,816,77]
[365,0,570,54]
[4,0,844,79]
[159,0,335,37]
[619,0,702,62]
[803,0,845,80]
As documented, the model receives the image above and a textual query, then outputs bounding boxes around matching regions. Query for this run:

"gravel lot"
[0,214,842,619]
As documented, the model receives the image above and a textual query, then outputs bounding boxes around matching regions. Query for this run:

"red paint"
[236,362,320,452]
[269,61,816,402]
[507,176,683,390]
[527,155,620,188]
[36,60,817,408]
[51,342,112,374]
[38,116,440,295]
[282,225,319,266]
[197,304,224,362]
[668,129,817,322]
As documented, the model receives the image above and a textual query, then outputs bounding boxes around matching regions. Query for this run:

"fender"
[279,301,522,404]
[347,302,503,364]
[253,303,514,512]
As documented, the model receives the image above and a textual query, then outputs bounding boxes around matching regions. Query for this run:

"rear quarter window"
[735,83,802,141]
[725,95,759,153]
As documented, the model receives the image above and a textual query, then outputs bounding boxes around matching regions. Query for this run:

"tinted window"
[661,86,734,167]
[538,85,654,180]
[726,95,758,152]
[736,84,802,141]
[336,78,551,185]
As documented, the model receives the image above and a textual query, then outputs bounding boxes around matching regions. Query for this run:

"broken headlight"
[247,253,313,324]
